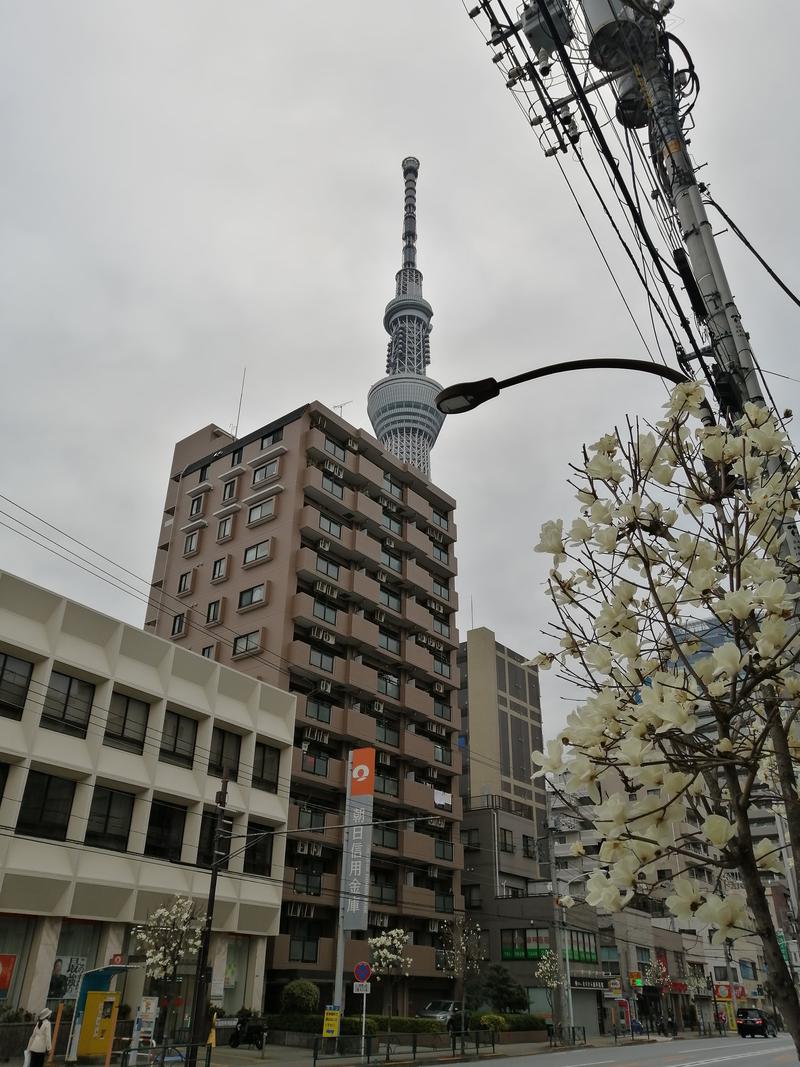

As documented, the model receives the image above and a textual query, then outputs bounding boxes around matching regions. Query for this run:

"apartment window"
[298,808,324,831]
[209,726,241,781]
[739,959,757,980]
[294,871,322,896]
[244,822,274,876]
[568,929,598,963]
[253,459,279,485]
[656,868,673,882]
[206,600,221,624]
[316,555,340,580]
[432,509,449,530]
[184,531,198,555]
[233,630,260,656]
[313,599,337,626]
[189,495,203,517]
[600,946,621,975]
[433,744,452,766]
[434,698,452,721]
[501,929,527,961]
[302,751,329,777]
[253,742,280,793]
[461,828,479,850]
[636,946,652,966]
[177,571,191,594]
[261,427,283,449]
[324,436,346,462]
[435,838,454,861]
[319,513,342,538]
[0,652,34,720]
[376,720,399,746]
[310,647,334,672]
[217,515,233,541]
[432,578,449,601]
[375,771,399,796]
[381,511,402,535]
[523,834,536,859]
[222,479,236,502]
[435,893,455,914]
[244,539,271,565]
[432,616,450,638]
[171,613,186,637]
[383,474,402,499]
[159,710,197,768]
[464,885,482,908]
[198,465,209,482]
[41,671,95,737]
[289,930,319,963]
[238,584,265,609]
[197,811,232,869]
[433,655,451,678]
[378,629,400,655]
[381,548,402,573]
[212,557,227,581]
[105,692,149,753]
[248,498,276,525]
[16,770,75,841]
[306,697,332,724]
[379,586,401,611]
[201,645,215,659]
[321,474,343,499]
[499,828,515,853]
[370,871,397,904]
[231,447,243,466]
[432,543,448,564]
[374,824,399,849]
[85,787,134,852]
[377,673,400,699]
[144,799,186,861]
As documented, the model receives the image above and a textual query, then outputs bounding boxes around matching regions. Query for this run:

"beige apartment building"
[145,401,462,1011]
[0,570,293,1018]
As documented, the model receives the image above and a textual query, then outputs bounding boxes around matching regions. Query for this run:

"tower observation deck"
[367,157,444,477]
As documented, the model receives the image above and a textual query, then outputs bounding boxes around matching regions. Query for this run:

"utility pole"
[190,772,229,1061]
[544,786,569,1035]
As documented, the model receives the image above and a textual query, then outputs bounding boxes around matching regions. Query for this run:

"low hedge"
[264,1014,378,1035]
[366,1017,447,1034]
[467,1012,548,1031]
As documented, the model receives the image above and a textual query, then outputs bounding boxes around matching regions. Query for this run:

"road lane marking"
[660,1044,792,1067]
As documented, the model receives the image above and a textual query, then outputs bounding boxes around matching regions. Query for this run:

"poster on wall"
[49,956,87,999]
[0,955,17,1000]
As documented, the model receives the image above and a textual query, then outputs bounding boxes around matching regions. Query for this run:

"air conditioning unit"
[427,866,439,879]
[431,639,444,652]
[311,626,326,640]
[429,817,446,829]
[319,680,332,693]
[428,920,440,933]
[305,727,330,744]
[375,611,386,623]
[322,632,335,644]
[432,723,447,737]
[347,437,359,451]
[373,700,384,713]
[296,841,309,854]
[309,843,324,857]
[314,416,328,430]
[323,461,345,478]
[301,904,317,918]
[376,752,394,767]
[416,634,428,647]
[376,914,389,928]
[384,538,395,549]
[377,571,388,583]
[430,529,445,543]
[287,902,303,917]
[319,538,331,551]
[314,581,338,598]
[434,682,445,694]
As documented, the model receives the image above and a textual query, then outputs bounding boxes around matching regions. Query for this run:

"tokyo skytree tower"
[367,157,444,477]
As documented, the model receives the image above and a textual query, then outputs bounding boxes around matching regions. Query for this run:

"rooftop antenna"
[232,367,247,438]
[333,401,352,417]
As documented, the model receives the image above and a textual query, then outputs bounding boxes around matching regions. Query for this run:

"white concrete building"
[0,571,294,1017]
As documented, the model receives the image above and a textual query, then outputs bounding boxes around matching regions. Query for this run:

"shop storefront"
[570,976,605,1036]
[0,915,36,1009]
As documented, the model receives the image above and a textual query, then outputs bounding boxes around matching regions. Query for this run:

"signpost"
[354,962,372,1056]
[322,1010,341,1038]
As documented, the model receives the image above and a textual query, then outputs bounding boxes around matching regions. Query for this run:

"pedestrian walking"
[26,1009,52,1067]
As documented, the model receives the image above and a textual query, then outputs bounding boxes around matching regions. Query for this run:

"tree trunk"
[734,811,800,1055]
[771,720,800,899]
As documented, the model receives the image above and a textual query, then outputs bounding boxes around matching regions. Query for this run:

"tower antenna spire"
[367,157,445,477]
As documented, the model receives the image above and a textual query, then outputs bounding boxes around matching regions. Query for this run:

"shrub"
[366,1016,446,1034]
[264,1014,378,1035]
[503,1013,548,1031]
[280,980,321,1015]
[479,1014,509,1032]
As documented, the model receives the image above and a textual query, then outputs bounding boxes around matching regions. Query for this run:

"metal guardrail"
[312,1030,496,1065]
[547,1024,586,1047]
[120,1042,212,1067]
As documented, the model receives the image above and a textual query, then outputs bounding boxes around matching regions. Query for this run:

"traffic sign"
[353,982,371,994]
[322,1010,341,1038]
[354,961,372,982]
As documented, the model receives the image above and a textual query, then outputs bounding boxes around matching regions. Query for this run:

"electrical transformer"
[581,0,644,72]
[521,0,574,56]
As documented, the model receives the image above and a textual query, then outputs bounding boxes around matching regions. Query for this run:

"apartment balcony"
[354,453,387,489]
[272,934,335,972]
[405,598,435,631]
[351,570,382,609]
[303,466,356,517]
[399,884,436,914]
[354,492,384,529]
[405,559,431,595]
[406,488,432,524]
[403,523,431,557]
[298,505,357,552]
[294,692,346,735]
[305,428,355,469]
[404,639,436,677]
[347,661,401,708]
[404,683,434,718]
[288,639,348,686]
[287,804,343,846]
[343,706,377,745]
[291,747,347,790]
[349,614,382,652]
[291,591,344,632]
[293,549,353,594]
[353,530,383,567]
[401,778,440,812]
[400,831,462,868]
[401,728,436,764]
[284,867,339,902]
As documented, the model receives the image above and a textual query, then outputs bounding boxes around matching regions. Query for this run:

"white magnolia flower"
[665,877,702,921]
[701,814,737,850]
[535,519,566,562]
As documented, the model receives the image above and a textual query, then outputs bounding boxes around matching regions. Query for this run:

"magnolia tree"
[438,917,484,1042]
[368,928,413,1031]
[529,383,800,1053]
[533,948,564,1019]
[642,959,672,1024]
[135,896,203,1038]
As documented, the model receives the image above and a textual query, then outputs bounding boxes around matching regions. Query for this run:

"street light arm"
[435,358,690,415]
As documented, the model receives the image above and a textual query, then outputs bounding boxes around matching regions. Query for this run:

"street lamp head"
[435,377,500,414]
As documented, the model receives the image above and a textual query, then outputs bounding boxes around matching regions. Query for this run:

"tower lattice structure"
[368,157,444,477]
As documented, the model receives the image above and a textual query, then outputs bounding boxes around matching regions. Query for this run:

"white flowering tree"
[642,959,672,1026]
[533,948,564,1019]
[135,896,204,1039]
[530,383,800,1053]
[368,928,413,1033]
[438,917,485,1044]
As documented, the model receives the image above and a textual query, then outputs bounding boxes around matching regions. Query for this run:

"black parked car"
[736,1008,777,1038]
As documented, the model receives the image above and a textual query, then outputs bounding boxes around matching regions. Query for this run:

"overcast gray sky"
[1,2,798,741]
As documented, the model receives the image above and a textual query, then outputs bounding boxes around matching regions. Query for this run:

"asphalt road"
[500,1035,797,1067]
